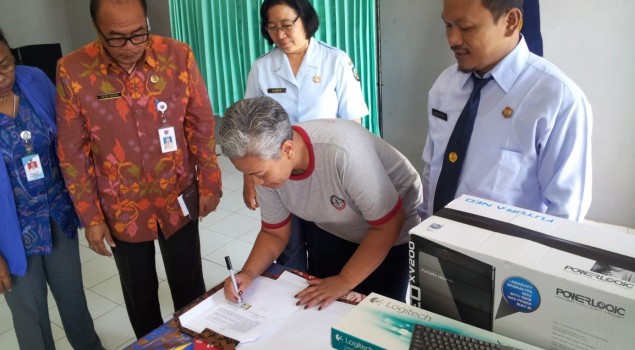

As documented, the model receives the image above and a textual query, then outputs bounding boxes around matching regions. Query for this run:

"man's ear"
[281,140,294,159]
[505,8,523,36]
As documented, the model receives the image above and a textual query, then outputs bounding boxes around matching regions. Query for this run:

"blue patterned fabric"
[0,85,79,257]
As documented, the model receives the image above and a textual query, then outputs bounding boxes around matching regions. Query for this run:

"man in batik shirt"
[56,0,222,338]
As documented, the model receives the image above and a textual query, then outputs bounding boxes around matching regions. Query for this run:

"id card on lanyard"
[19,130,45,181]
[156,100,177,153]
[22,154,44,181]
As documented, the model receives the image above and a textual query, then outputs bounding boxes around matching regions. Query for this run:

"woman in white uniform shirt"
[242,0,369,271]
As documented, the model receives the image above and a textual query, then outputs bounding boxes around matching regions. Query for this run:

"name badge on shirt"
[158,126,178,153]
[267,88,286,94]
[22,154,45,182]
[432,108,448,121]
[97,92,122,100]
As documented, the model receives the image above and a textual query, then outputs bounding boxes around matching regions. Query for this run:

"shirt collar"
[289,125,315,181]
[143,35,160,71]
[489,35,530,93]
[272,37,318,71]
[459,35,530,92]
[303,37,319,69]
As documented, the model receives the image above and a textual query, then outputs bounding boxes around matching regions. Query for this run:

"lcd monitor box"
[331,292,539,350]
[409,195,635,350]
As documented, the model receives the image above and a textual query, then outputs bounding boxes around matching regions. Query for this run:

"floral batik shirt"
[56,35,221,242]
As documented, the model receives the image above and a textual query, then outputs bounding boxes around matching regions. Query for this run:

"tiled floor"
[1,150,634,349]
[0,153,259,350]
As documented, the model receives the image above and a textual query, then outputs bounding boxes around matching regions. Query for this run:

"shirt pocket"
[463,142,528,200]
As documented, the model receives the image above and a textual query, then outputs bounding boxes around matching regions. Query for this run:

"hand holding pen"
[224,256,242,305]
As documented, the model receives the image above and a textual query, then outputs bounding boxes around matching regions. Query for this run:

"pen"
[224,256,242,305]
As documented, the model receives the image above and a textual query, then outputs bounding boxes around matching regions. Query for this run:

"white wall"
[379,0,447,180]
[63,0,97,51]
[540,0,635,227]
[380,0,635,228]
[63,0,172,50]
[0,0,74,53]
[0,0,172,55]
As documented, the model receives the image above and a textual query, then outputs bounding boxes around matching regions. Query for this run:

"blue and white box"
[331,292,539,350]
[409,195,635,350]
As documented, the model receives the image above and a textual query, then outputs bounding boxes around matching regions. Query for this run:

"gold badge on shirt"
[502,106,513,118]
[352,67,360,81]
[349,60,361,81]
[449,152,458,163]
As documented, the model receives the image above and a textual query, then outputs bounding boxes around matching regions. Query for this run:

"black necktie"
[433,74,492,213]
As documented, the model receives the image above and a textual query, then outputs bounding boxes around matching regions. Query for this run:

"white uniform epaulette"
[253,48,275,62]
[315,40,338,51]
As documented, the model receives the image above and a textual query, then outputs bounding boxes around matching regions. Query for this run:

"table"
[124,319,198,350]
[123,264,363,349]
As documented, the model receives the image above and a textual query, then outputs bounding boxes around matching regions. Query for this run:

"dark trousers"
[5,220,102,350]
[111,220,205,338]
[303,220,409,301]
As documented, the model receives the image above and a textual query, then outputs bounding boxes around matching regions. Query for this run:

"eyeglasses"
[266,16,300,34]
[0,57,16,75]
[96,25,150,48]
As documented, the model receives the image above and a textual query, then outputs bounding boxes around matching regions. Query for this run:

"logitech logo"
[384,301,433,321]
[369,297,384,305]
[555,288,626,316]
[334,334,372,350]
[563,265,634,289]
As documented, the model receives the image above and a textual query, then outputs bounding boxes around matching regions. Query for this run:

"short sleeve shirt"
[258,120,422,245]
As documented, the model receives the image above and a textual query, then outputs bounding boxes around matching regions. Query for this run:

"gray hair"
[219,96,293,160]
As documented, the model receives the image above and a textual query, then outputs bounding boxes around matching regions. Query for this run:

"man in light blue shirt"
[420,0,592,221]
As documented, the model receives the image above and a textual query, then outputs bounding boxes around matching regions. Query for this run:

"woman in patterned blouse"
[0,28,103,350]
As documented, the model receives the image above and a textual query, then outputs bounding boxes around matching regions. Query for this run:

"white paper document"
[237,297,354,350]
[178,271,354,347]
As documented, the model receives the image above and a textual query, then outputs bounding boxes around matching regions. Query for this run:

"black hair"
[481,0,524,22]
[260,0,320,45]
[90,0,148,22]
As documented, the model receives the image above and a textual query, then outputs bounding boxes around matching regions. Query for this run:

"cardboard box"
[409,195,635,350]
[331,292,539,350]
